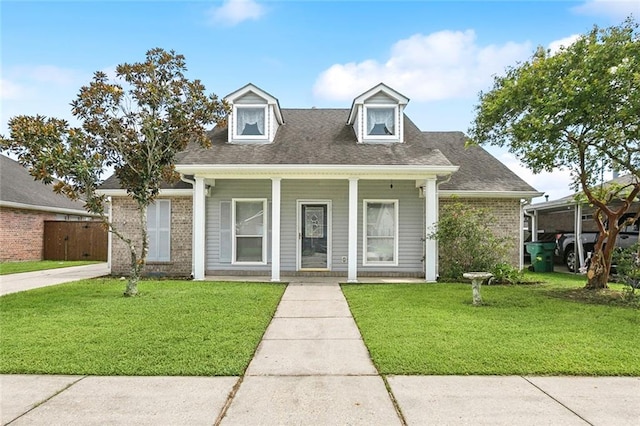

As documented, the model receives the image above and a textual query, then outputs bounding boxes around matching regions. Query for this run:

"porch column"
[424,177,438,282]
[531,210,539,241]
[271,178,281,282]
[348,178,359,283]
[193,176,206,280]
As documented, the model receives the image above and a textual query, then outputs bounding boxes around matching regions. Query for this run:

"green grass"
[0,279,285,376]
[342,272,640,376]
[0,260,101,275]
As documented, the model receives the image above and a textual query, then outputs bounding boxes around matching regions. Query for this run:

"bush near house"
[430,201,511,280]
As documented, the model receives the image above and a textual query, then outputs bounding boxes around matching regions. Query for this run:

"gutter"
[0,200,96,217]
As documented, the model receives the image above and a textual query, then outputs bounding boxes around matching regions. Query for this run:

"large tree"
[1,48,229,296]
[468,18,640,289]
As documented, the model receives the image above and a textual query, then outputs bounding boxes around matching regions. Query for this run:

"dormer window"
[366,106,397,137]
[237,106,266,136]
[233,105,268,140]
[225,84,284,144]
[347,83,408,144]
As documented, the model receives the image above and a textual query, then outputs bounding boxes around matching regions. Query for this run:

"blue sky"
[2,0,637,202]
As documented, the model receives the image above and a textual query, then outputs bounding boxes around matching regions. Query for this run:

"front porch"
[185,174,444,283]
[202,274,427,284]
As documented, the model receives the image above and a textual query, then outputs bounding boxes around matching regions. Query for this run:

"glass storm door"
[300,203,329,270]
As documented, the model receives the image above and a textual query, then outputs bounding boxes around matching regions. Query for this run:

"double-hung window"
[233,199,267,263]
[365,105,397,139]
[364,200,398,265]
[147,200,171,262]
[235,106,267,140]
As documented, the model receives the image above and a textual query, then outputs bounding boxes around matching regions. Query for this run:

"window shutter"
[220,201,232,263]
[147,200,171,262]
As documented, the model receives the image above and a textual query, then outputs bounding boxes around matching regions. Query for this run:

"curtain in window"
[367,108,394,135]
[237,108,265,135]
[366,202,395,262]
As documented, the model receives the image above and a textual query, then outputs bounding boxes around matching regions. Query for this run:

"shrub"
[489,262,526,284]
[611,243,640,304]
[429,201,511,280]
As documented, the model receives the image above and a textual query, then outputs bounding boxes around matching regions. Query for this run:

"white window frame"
[147,199,171,262]
[363,104,398,142]
[363,199,399,266]
[232,198,267,265]
[233,104,268,141]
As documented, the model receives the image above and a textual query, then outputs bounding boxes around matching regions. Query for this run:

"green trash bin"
[525,241,556,272]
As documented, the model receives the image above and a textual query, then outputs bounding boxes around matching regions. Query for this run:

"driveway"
[0,263,109,296]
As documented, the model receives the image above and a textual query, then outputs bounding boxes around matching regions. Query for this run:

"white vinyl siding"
[363,200,398,266]
[205,179,424,274]
[147,200,171,262]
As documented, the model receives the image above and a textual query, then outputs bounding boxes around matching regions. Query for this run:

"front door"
[298,202,330,270]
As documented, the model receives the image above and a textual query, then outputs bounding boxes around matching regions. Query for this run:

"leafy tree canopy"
[468,17,640,289]
[1,48,229,295]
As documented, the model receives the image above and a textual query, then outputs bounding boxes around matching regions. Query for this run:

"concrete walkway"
[2,279,639,425]
[0,263,109,296]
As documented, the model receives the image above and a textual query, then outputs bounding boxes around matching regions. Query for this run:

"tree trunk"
[585,248,611,290]
[123,204,148,297]
[124,243,140,297]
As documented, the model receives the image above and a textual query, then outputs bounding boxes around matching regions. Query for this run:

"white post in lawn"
[348,178,359,283]
[193,176,206,280]
[424,177,438,282]
[271,177,281,282]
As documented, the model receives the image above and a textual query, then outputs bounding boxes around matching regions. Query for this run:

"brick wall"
[439,198,522,267]
[537,208,599,233]
[110,197,193,277]
[0,207,56,261]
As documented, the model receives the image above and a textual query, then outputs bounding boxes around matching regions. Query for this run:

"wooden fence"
[43,221,108,261]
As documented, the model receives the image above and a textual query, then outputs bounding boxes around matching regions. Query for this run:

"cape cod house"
[100,83,540,282]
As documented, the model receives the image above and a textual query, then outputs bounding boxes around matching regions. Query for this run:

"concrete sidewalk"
[0,263,109,296]
[1,280,639,425]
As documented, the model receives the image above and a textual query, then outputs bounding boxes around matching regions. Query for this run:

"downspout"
[522,201,533,270]
[181,174,196,279]
[107,196,113,274]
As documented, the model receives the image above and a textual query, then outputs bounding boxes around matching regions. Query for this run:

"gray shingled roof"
[176,109,453,167]
[422,132,538,193]
[100,109,539,194]
[0,154,89,213]
[99,173,193,190]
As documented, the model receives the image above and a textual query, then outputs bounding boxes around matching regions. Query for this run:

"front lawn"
[342,273,639,376]
[0,260,101,275]
[0,279,285,376]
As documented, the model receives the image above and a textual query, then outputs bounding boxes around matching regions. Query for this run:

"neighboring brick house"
[99,83,540,281]
[0,154,95,261]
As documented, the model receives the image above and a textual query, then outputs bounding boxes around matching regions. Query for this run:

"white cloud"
[313,30,532,102]
[1,65,88,135]
[572,0,639,20]
[547,34,581,55]
[496,151,576,202]
[0,79,32,100]
[207,0,265,26]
